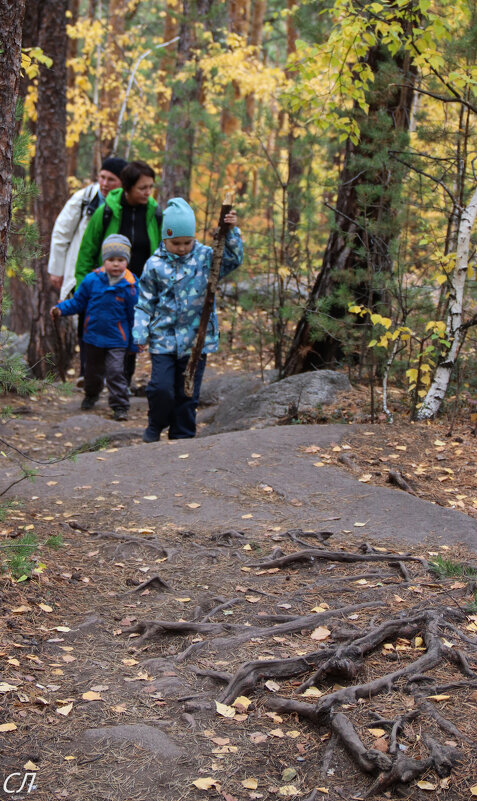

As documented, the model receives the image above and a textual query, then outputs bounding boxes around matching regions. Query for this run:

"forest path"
[1,370,477,801]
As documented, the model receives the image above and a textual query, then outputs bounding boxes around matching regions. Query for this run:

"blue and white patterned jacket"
[132,229,243,356]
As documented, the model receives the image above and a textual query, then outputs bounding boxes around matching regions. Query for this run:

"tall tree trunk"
[0,0,27,332]
[244,0,266,128]
[7,1,39,336]
[100,0,126,157]
[283,45,416,375]
[27,0,70,378]
[66,0,80,178]
[8,0,40,336]
[160,0,215,205]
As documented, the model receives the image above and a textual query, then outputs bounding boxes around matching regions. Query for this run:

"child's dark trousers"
[145,353,206,439]
[84,343,129,411]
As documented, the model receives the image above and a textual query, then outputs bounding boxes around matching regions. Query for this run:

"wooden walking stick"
[183,192,234,398]
[52,313,67,382]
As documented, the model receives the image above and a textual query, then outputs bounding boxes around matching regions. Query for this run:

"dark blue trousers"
[146,353,207,439]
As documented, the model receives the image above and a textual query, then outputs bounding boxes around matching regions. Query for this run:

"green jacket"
[75,188,161,286]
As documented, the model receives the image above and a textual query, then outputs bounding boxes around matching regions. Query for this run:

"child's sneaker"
[81,395,98,410]
[113,408,128,421]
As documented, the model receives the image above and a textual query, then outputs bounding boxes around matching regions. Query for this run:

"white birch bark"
[417,183,477,420]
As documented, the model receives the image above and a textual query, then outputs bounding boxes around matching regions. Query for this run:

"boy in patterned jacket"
[50,234,138,421]
[133,198,243,442]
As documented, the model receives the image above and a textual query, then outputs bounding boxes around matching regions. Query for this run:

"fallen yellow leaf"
[56,702,73,716]
[186,502,201,509]
[301,687,322,698]
[242,778,258,789]
[192,777,220,790]
[0,682,18,693]
[38,603,53,612]
[215,701,235,718]
[82,691,102,701]
[23,761,38,770]
[426,694,450,701]
[0,722,17,732]
[368,728,387,737]
[311,626,331,641]
[232,695,252,709]
[416,780,437,790]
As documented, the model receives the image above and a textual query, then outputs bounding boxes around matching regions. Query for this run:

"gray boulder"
[82,724,183,757]
[0,330,29,360]
[203,370,350,435]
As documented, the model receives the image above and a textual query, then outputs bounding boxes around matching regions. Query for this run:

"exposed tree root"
[247,547,427,570]
[331,712,392,773]
[121,537,473,796]
[130,600,379,655]
[253,608,469,793]
[285,528,335,547]
[387,468,416,495]
[417,700,471,743]
[67,520,174,557]
[122,575,171,595]
[219,609,432,703]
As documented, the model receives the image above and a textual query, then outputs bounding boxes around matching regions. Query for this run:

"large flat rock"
[8,424,477,552]
[81,724,183,757]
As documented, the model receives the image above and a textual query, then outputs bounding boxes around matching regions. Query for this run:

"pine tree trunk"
[7,0,39,335]
[0,0,27,332]
[27,0,71,379]
[283,46,416,375]
[100,0,126,156]
[66,0,80,178]
[244,0,266,127]
[159,0,215,205]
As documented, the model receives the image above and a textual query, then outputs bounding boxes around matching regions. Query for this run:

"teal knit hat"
[162,198,196,239]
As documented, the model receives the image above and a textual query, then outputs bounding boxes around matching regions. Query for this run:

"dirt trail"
[1,377,477,801]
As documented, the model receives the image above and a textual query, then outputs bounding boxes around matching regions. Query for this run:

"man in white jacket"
[48,157,128,300]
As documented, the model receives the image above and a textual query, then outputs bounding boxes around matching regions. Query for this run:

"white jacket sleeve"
[48,183,99,301]
[47,188,86,277]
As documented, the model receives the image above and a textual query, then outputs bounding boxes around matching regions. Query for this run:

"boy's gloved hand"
[50,306,61,319]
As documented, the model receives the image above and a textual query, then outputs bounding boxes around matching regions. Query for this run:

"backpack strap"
[80,183,98,219]
[102,203,113,238]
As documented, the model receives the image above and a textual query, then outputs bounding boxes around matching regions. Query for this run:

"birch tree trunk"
[417,184,477,420]
[0,0,27,331]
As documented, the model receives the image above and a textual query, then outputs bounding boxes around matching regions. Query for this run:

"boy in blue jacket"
[50,234,138,421]
[133,198,243,442]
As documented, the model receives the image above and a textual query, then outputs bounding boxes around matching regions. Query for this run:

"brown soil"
[1,359,476,801]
